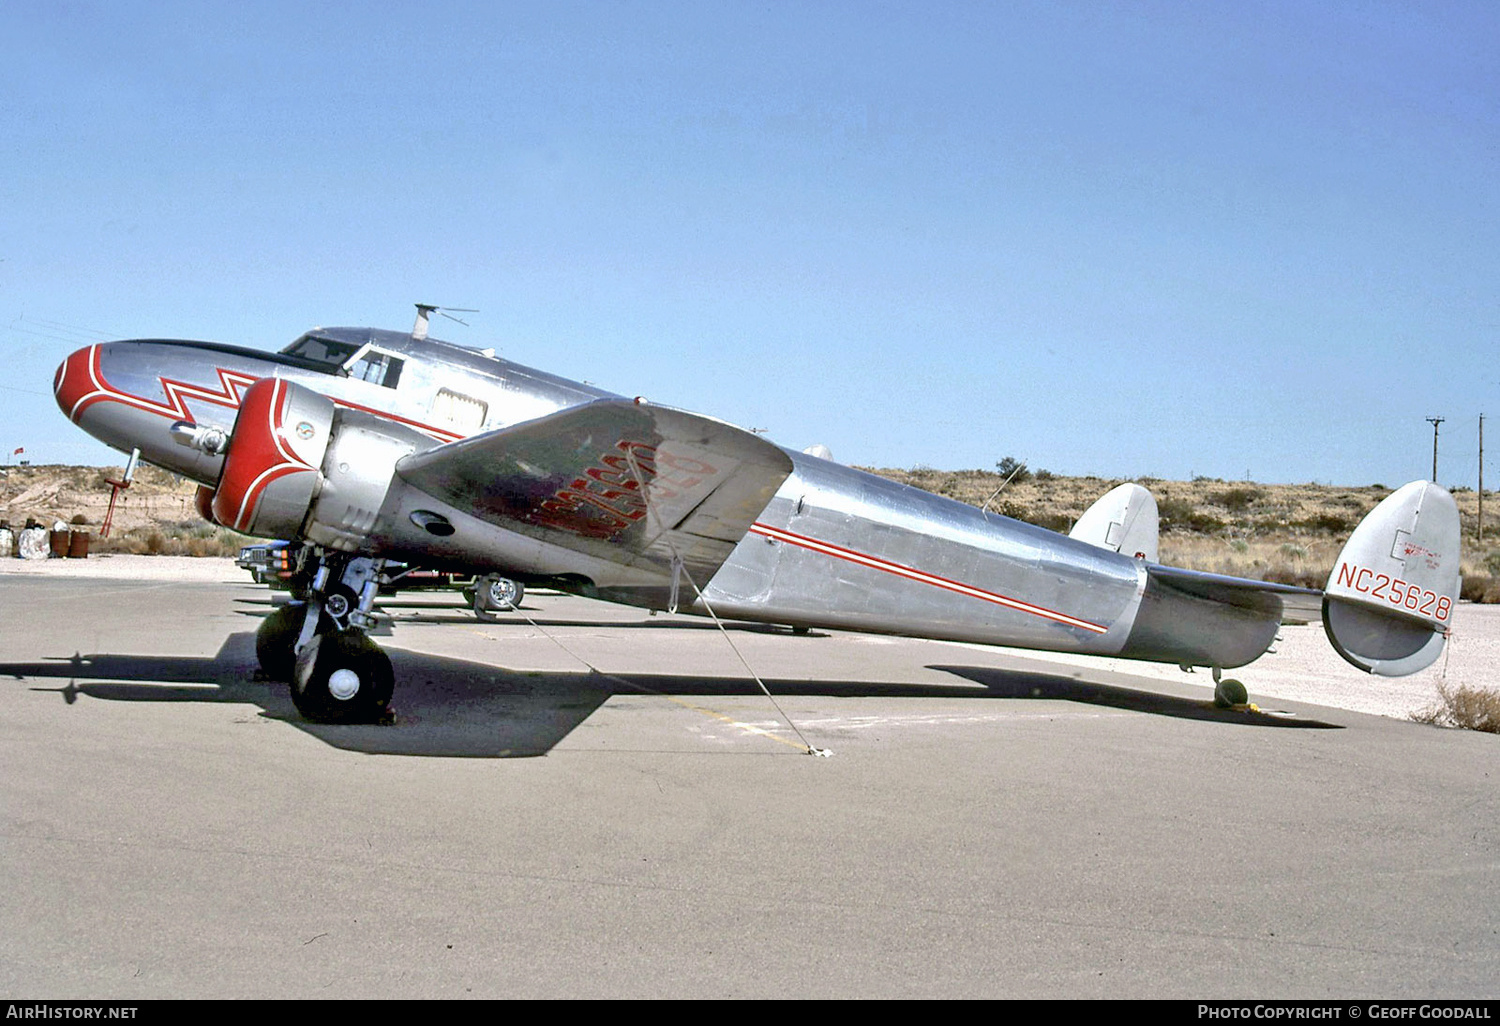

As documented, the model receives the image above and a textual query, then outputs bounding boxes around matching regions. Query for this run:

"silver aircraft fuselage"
[55,328,1275,671]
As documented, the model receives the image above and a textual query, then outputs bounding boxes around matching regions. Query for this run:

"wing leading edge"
[394,398,795,592]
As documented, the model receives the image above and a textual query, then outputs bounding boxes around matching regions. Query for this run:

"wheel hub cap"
[328,668,361,700]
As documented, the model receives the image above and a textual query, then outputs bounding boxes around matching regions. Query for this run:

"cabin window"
[347,350,404,389]
[431,388,488,431]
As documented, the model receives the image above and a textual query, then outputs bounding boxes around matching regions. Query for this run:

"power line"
[8,315,119,340]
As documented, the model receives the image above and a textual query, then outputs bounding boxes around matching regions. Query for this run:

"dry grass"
[5,461,1499,587]
[0,464,253,556]
[1411,681,1500,733]
[93,521,246,557]
[1154,535,1342,589]
[0,463,203,536]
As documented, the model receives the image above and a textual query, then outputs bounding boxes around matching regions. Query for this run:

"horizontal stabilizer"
[1069,482,1159,562]
[1144,564,1323,624]
[1323,481,1460,676]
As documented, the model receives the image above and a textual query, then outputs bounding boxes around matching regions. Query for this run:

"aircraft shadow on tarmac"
[3,627,1340,758]
[247,595,830,636]
[927,664,1342,730]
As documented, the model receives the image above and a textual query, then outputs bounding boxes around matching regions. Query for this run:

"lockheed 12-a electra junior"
[53,306,1461,724]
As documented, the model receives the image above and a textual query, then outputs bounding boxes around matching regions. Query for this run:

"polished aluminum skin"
[703,452,1149,656]
[53,322,1449,681]
[53,329,610,483]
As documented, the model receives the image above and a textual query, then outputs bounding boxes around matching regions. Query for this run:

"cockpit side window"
[347,350,404,389]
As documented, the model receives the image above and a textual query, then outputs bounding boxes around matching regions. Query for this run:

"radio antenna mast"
[412,303,479,340]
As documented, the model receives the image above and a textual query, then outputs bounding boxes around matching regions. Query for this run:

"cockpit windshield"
[281,334,363,369]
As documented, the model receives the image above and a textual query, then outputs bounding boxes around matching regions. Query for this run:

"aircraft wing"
[393,398,794,590]
[1144,564,1324,625]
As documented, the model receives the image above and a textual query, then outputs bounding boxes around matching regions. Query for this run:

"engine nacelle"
[208,377,435,549]
[211,377,335,537]
[194,484,216,523]
[305,407,434,551]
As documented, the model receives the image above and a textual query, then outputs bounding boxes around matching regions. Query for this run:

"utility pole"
[1480,414,1485,545]
[1427,417,1444,483]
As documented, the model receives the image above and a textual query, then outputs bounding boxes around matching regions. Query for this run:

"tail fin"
[1069,482,1159,562]
[1323,481,1460,676]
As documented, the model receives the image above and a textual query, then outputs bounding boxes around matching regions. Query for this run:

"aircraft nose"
[54,344,104,423]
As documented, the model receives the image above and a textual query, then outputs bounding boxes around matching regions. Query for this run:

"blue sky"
[3,1,1497,486]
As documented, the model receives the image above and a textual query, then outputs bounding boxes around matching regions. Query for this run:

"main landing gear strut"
[255,552,394,724]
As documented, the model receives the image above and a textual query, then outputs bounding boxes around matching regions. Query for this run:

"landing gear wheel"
[290,629,394,724]
[1214,678,1248,708]
[320,584,360,630]
[255,604,305,681]
[474,575,523,622]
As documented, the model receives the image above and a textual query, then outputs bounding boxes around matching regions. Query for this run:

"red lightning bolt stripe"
[57,344,258,424]
[55,343,465,444]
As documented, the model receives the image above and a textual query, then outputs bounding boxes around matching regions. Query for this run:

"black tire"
[289,629,394,724]
[1214,678,1249,708]
[255,604,305,682]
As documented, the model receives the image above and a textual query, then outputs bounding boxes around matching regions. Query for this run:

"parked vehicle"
[237,541,522,619]
[465,573,526,622]
[236,541,293,587]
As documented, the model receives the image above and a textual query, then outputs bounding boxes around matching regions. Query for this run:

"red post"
[101,479,130,538]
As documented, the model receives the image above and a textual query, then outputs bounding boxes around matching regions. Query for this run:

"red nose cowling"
[54,345,101,423]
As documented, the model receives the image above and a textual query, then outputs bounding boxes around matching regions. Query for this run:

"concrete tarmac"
[1,566,1495,998]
